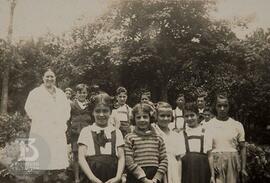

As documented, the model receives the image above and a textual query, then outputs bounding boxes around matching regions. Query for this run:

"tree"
[1,0,16,114]
[96,0,237,101]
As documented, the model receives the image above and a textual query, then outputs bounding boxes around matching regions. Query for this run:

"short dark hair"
[216,92,228,101]
[75,84,89,92]
[141,91,151,99]
[116,86,127,95]
[203,106,213,113]
[184,102,199,114]
[131,103,156,125]
[90,92,113,110]
[197,94,206,99]
[89,85,100,92]
[43,68,55,76]
[177,93,185,99]
[64,87,73,93]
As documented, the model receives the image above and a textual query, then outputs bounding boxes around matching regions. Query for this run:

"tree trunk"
[0,68,9,114]
[0,0,16,114]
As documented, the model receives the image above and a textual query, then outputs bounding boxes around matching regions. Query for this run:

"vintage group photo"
[0,0,269,183]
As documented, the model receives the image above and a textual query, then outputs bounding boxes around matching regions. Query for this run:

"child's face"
[141,95,150,103]
[93,104,111,127]
[65,91,72,99]
[184,110,198,128]
[135,111,150,131]
[157,109,172,128]
[216,98,229,119]
[203,111,212,122]
[176,96,185,108]
[77,88,88,102]
[117,92,127,106]
[197,97,205,109]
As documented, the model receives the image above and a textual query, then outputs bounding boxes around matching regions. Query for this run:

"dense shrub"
[0,113,30,148]
[0,113,30,181]
[246,143,270,183]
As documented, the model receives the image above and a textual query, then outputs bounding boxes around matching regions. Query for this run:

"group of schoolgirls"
[66,85,246,183]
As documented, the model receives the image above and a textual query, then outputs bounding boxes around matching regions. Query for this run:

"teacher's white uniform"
[25,84,71,170]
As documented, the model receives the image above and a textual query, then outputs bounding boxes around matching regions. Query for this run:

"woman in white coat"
[24,69,71,182]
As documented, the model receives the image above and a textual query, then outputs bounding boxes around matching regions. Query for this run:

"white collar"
[91,123,114,132]
[77,100,87,109]
[175,107,183,115]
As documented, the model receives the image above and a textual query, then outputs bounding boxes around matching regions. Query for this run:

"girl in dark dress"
[180,102,215,183]
[78,93,125,183]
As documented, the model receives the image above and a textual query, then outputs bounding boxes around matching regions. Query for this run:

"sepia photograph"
[0,0,270,182]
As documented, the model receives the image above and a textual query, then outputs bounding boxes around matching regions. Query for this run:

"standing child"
[140,92,151,104]
[153,102,183,183]
[66,84,92,183]
[197,94,206,123]
[180,102,215,183]
[64,87,73,104]
[169,94,185,132]
[140,92,156,117]
[110,87,133,137]
[125,103,168,183]
[208,93,247,183]
[78,93,125,183]
[200,106,214,127]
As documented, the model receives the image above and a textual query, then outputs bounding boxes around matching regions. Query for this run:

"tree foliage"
[0,0,269,143]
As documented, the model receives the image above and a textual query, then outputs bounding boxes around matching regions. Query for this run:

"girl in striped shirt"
[125,103,168,183]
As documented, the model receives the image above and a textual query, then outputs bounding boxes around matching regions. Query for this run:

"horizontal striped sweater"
[124,129,168,181]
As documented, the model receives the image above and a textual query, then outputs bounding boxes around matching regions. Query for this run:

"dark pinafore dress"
[82,130,118,183]
[181,130,211,183]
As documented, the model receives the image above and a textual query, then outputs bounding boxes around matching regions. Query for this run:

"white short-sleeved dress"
[152,124,184,183]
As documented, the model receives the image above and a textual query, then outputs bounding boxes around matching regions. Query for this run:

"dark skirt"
[81,155,118,183]
[182,152,211,183]
[127,166,162,183]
